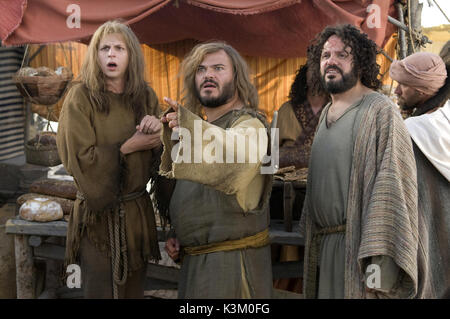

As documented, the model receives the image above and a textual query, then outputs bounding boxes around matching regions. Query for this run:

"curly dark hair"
[288,64,308,106]
[307,24,381,92]
[288,64,328,107]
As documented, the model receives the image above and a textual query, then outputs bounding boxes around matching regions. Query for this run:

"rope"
[107,203,128,299]
[77,190,145,299]
[307,224,346,298]
[105,190,146,299]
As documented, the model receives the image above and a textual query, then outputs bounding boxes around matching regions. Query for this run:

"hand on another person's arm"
[120,115,162,154]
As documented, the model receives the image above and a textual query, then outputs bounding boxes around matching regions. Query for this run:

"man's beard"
[321,66,358,94]
[397,97,416,111]
[195,79,235,108]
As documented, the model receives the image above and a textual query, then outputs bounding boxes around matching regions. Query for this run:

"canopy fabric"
[184,0,303,14]
[1,0,396,58]
[27,36,397,122]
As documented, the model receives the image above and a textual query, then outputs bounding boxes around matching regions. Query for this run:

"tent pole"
[22,45,31,145]
[395,2,407,59]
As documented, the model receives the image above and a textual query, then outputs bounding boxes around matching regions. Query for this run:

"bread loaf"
[19,198,63,222]
[17,193,73,215]
[29,178,77,200]
[27,133,57,147]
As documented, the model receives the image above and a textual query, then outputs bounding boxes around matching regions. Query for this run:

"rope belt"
[307,224,346,298]
[183,228,270,256]
[76,189,147,299]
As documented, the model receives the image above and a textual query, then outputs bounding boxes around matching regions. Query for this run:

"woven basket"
[25,132,61,167]
[13,68,72,106]
[25,143,61,167]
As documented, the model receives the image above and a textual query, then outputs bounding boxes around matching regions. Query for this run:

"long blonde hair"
[180,42,258,116]
[80,20,148,123]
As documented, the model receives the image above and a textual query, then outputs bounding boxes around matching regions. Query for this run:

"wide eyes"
[197,66,206,73]
[320,51,349,61]
[99,45,126,52]
[196,65,225,74]
[321,52,330,60]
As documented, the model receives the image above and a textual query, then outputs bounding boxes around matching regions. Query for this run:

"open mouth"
[325,67,341,76]
[202,81,218,89]
[107,62,117,69]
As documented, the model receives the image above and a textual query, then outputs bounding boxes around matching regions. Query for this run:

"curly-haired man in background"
[300,24,419,299]
[277,64,329,169]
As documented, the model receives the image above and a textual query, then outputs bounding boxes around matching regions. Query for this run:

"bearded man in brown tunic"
[277,64,329,169]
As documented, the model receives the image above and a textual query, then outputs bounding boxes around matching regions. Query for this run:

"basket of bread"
[13,66,72,106]
[25,131,61,167]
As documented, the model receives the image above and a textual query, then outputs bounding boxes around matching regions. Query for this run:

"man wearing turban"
[390,51,447,115]
[390,52,450,298]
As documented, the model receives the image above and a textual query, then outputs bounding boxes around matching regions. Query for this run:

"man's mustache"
[324,66,343,75]
[201,79,219,88]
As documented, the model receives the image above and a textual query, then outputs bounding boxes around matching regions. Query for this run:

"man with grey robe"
[160,42,273,298]
[300,24,418,299]
[390,52,450,298]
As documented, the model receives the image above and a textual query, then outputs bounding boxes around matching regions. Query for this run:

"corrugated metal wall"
[0,46,25,161]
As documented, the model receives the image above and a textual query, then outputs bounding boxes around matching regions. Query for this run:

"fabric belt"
[183,228,270,256]
[76,189,147,203]
[307,224,346,298]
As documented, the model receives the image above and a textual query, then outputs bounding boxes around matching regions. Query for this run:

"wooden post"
[14,234,36,298]
[38,236,64,299]
[283,182,294,232]
[407,0,422,55]
[396,2,407,60]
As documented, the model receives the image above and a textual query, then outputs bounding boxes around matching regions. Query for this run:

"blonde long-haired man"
[161,42,273,298]
[57,20,162,298]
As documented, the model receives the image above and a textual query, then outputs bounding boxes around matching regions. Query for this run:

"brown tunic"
[276,101,324,168]
[56,83,161,272]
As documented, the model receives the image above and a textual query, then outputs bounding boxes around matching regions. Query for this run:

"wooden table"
[5,218,66,298]
[5,217,166,298]
[5,217,304,298]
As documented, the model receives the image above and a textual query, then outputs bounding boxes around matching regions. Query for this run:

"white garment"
[405,101,450,181]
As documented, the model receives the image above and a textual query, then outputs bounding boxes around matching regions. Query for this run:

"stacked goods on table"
[17,179,76,222]
[274,166,308,186]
